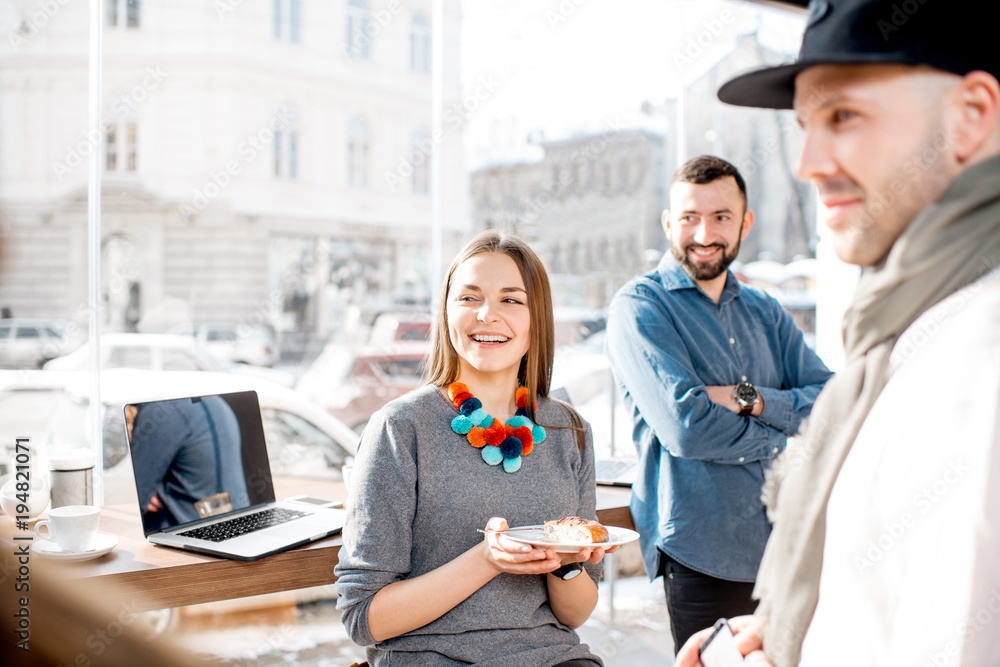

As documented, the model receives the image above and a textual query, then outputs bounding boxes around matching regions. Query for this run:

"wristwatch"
[732,382,759,417]
[551,563,584,580]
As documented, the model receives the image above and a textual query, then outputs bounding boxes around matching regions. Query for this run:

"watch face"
[555,563,584,580]
[734,383,757,406]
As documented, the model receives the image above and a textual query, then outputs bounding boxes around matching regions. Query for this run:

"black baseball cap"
[718,0,1000,109]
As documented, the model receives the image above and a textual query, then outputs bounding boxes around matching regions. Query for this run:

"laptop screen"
[124,391,275,536]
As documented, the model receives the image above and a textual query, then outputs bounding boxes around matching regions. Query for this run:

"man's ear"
[952,71,1000,163]
[661,209,671,237]
[740,209,755,240]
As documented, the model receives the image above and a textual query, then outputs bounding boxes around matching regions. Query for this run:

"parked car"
[296,341,430,434]
[0,369,359,504]
[42,333,295,386]
[0,318,85,369]
[167,321,279,367]
[368,312,433,344]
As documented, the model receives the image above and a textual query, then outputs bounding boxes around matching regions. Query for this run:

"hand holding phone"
[699,618,744,667]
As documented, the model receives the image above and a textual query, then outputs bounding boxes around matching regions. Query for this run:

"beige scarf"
[755,154,1000,666]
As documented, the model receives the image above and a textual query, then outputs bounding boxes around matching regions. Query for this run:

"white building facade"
[0,0,468,338]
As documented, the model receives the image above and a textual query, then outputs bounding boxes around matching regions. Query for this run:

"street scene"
[0,1,827,665]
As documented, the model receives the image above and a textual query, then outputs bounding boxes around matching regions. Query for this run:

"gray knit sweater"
[335,384,604,667]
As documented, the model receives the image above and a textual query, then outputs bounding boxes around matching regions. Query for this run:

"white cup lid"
[48,449,96,471]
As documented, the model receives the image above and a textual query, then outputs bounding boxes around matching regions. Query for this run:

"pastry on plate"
[541,516,609,543]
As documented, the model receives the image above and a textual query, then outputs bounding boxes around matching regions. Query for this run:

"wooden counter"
[2,479,633,612]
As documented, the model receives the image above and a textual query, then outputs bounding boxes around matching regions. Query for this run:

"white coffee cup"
[0,474,49,520]
[34,504,101,552]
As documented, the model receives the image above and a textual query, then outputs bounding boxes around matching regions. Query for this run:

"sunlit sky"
[460,0,806,169]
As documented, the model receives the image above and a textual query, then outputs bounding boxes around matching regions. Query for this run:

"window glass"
[106,124,117,171]
[289,0,300,43]
[126,0,140,28]
[347,117,370,188]
[273,0,300,43]
[126,123,137,171]
[411,129,430,194]
[107,0,140,29]
[345,0,371,59]
[206,330,237,343]
[410,13,430,73]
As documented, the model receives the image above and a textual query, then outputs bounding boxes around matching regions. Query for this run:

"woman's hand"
[481,517,620,574]
[571,543,619,566]
[482,517,563,575]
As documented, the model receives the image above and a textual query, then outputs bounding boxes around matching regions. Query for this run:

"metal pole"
[87,0,104,506]
[606,551,617,624]
[430,0,444,305]
[608,374,616,457]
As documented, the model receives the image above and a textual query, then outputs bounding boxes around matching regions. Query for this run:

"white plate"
[31,533,119,561]
[501,524,640,553]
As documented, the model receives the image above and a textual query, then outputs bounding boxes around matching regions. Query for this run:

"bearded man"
[605,154,833,652]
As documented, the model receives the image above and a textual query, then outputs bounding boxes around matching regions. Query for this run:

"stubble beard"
[671,232,742,282]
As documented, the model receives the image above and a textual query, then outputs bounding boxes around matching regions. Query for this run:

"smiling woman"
[334,230,613,666]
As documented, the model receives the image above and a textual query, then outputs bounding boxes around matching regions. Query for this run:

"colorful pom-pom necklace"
[448,382,546,473]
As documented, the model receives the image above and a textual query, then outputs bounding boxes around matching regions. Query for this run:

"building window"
[347,117,369,188]
[410,13,430,73]
[345,0,371,60]
[273,127,299,180]
[274,0,300,43]
[411,129,430,194]
[105,122,137,173]
[106,0,140,29]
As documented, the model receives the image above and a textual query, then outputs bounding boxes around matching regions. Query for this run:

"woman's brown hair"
[426,230,586,450]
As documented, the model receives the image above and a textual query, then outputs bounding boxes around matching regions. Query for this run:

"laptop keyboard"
[179,507,309,543]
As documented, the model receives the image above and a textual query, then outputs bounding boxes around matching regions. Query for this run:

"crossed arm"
[605,290,831,464]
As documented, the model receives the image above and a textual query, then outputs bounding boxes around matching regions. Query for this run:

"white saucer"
[31,534,119,561]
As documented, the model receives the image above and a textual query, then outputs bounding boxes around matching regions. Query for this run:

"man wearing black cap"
[675,1,1000,665]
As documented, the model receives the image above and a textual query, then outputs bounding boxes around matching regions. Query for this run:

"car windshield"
[262,408,349,479]
[373,356,426,383]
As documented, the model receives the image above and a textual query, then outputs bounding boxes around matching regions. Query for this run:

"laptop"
[123,390,346,561]
[595,457,638,487]
[548,386,638,487]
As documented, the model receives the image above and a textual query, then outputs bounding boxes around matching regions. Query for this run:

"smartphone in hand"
[699,618,744,667]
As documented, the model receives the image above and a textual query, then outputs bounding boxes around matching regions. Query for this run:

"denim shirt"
[605,258,833,581]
